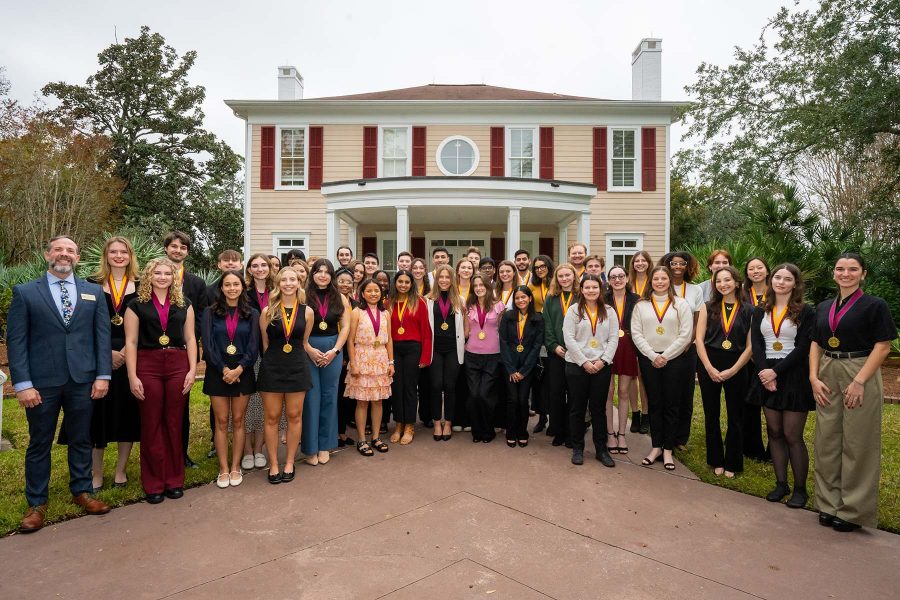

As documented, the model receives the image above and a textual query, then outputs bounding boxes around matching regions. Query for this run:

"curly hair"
[136,258,185,307]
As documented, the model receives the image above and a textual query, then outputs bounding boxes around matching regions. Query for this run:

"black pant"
[505,372,534,440]
[545,353,570,443]
[181,397,192,457]
[638,352,693,450]
[418,366,432,424]
[697,348,748,472]
[465,352,499,439]
[493,360,508,428]
[530,357,547,414]
[675,345,697,446]
[430,349,459,421]
[741,365,768,459]
[454,365,471,428]
[391,340,421,424]
[565,363,612,453]
[337,361,354,436]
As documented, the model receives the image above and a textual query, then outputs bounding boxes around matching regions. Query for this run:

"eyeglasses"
[534,264,548,271]
[608,274,626,281]
[669,261,687,267]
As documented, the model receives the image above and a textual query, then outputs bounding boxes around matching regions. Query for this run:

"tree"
[42,26,242,263]
[683,0,900,231]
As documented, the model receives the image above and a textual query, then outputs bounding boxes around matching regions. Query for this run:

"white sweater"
[631,294,694,360]
[562,304,619,366]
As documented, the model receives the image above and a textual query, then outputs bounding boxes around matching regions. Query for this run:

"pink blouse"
[464,301,505,354]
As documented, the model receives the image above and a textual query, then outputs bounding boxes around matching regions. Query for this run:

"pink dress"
[344,308,393,401]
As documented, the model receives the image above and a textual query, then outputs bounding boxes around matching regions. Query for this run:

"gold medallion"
[827,336,840,348]
[318,321,328,331]
[159,335,170,346]
[441,322,449,331]
[282,343,293,353]
[478,331,486,340]
[516,344,525,353]
[721,340,732,350]
[374,340,381,348]
[772,341,783,351]
[397,326,406,335]
[590,339,599,348]
[655,326,665,335]
[226,344,237,355]
[111,314,124,326]
[618,329,625,338]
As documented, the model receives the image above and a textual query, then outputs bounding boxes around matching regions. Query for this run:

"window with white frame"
[437,136,479,176]
[508,127,536,178]
[606,234,644,269]
[279,128,306,187]
[610,128,639,190]
[274,234,309,265]
[381,127,409,177]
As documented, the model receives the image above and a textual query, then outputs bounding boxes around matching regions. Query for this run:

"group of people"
[7,234,894,535]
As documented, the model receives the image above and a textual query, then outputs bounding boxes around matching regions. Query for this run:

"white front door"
[424,231,491,266]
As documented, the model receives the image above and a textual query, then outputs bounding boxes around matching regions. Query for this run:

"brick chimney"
[277,66,304,100]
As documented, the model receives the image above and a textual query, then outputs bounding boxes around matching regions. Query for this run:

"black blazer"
[7,275,112,388]
[182,271,208,342]
[200,307,261,373]
[750,304,814,374]
[605,291,640,334]
[498,310,545,377]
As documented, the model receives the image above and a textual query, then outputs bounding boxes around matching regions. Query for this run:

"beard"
[50,259,74,274]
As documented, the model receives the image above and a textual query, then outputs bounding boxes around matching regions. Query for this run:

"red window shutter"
[412,126,426,176]
[260,126,275,189]
[539,127,554,180]
[309,126,324,189]
[641,127,657,191]
[593,127,607,191]
[490,127,505,176]
[362,126,378,178]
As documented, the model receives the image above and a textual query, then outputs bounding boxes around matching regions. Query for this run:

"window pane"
[280,128,305,186]
[384,128,407,158]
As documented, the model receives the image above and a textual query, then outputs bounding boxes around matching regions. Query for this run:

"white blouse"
[759,313,798,359]
[562,304,619,366]
[631,295,694,360]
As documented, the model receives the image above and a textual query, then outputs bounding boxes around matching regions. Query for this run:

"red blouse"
[389,299,433,366]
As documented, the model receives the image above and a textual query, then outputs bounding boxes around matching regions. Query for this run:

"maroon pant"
[137,349,189,494]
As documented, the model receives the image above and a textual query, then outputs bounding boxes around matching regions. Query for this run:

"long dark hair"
[530,254,555,287]
[505,285,535,318]
[389,269,421,314]
[212,270,252,318]
[575,274,607,322]
[707,266,743,321]
[357,278,386,311]
[411,257,431,295]
[305,258,344,317]
[764,263,806,324]
[639,266,675,302]
[741,256,770,301]
[468,274,496,312]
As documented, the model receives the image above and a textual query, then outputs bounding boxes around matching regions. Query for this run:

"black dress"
[62,284,142,446]
[257,304,312,393]
[746,305,815,411]
[201,307,260,396]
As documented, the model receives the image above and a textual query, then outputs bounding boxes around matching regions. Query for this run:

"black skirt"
[203,353,256,396]
[745,358,814,412]
[257,344,312,393]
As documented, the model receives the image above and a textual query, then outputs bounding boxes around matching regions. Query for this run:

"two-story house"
[226,38,687,271]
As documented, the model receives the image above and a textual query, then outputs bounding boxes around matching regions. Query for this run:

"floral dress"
[344,308,392,401]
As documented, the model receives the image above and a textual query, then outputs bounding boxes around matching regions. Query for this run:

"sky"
[1,0,799,156]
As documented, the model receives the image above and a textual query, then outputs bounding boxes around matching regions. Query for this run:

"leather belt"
[823,349,871,359]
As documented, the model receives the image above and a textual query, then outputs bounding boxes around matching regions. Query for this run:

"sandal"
[664,462,676,471]
[506,439,517,448]
[607,432,619,454]
[356,440,374,457]
[371,438,389,453]
[616,432,628,455]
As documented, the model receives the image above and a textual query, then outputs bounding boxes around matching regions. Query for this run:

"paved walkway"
[2,421,897,599]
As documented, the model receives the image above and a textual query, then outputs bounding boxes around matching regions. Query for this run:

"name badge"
[80,293,96,301]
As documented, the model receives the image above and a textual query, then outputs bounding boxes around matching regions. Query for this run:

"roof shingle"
[312,84,603,101]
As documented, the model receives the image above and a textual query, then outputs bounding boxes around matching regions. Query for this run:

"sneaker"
[452,425,462,432]
[254,453,267,468]
[241,455,254,470]
[463,426,472,432]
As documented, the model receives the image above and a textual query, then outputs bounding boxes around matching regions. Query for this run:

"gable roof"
[312,84,604,101]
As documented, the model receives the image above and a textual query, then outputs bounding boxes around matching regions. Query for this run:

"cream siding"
[424,125,492,177]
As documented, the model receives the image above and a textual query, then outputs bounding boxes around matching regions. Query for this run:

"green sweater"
[543,292,574,354]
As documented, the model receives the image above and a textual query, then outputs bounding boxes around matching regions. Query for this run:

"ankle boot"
[630,411,641,433]
[766,481,791,502]
[786,488,808,509]
[639,414,650,434]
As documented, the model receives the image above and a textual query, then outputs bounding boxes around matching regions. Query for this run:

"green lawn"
[1,385,898,536]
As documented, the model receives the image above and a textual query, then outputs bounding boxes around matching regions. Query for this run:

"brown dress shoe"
[20,505,48,533]
[72,493,111,515]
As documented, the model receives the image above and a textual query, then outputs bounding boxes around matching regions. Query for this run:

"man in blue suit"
[8,235,113,533]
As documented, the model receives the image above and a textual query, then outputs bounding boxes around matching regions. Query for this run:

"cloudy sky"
[2,0,800,155]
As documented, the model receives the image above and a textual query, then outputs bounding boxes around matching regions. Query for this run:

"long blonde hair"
[426,264,462,312]
[136,258,185,307]
[547,262,579,298]
[92,236,140,283]
[267,266,306,321]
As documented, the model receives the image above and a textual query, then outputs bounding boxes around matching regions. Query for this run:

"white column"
[242,122,252,256]
[558,219,570,261]
[578,211,591,251]
[506,206,521,259]
[347,221,358,258]
[326,209,340,262]
[396,205,409,254]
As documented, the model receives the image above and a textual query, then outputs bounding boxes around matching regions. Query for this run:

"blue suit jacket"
[7,275,112,389]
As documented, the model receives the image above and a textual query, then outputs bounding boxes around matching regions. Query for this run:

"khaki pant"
[814,355,883,528]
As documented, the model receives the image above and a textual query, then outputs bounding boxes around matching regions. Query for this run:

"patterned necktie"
[59,281,73,326]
